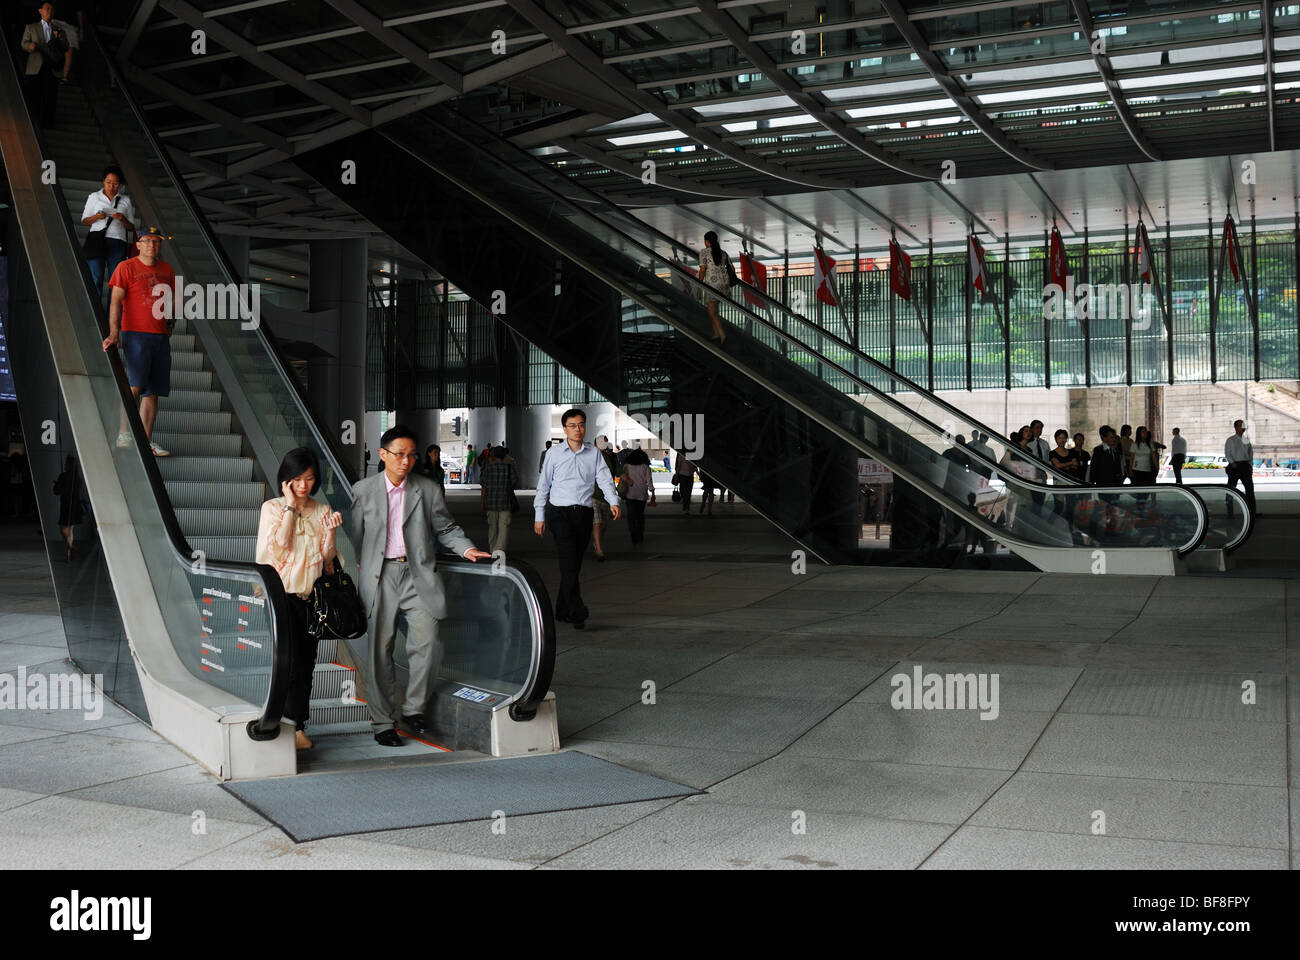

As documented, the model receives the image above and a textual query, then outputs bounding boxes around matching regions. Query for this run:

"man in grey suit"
[20,2,67,128]
[351,424,491,746]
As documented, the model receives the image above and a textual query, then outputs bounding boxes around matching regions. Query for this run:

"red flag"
[1136,223,1154,285]
[889,238,912,302]
[813,245,839,307]
[968,234,990,296]
[1049,226,1067,289]
[1223,216,1243,283]
[739,252,767,308]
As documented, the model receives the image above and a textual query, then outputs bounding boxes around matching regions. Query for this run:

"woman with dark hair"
[419,443,443,488]
[254,447,343,750]
[1129,426,1163,502]
[80,164,134,298]
[623,447,655,546]
[698,230,731,344]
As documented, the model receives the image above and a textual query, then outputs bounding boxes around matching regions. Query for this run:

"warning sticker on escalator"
[452,686,495,704]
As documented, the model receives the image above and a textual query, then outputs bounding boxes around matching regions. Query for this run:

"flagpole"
[1251,211,1260,382]
[1165,218,1174,386]
[1043,225,1051,391]
[1209,216,1218,383]
[927,235,935,392]
[1002,232,1011,392]
[1124,218,1132,388]
[965,226,973,390]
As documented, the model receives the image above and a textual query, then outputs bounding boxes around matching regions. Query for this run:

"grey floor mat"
[221,750,699,842]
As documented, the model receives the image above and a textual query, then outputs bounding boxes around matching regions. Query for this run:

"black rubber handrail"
[389,115,1215,558]
[86,22,359,488]
[436,103,1258,548]
[0,22,293,740]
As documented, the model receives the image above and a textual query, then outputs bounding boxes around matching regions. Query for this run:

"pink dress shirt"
[384,474,408,558]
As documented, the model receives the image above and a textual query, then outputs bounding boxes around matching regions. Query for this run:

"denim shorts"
[120,331,171,397]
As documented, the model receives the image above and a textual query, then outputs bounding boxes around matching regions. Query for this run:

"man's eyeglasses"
[381,449,418,461]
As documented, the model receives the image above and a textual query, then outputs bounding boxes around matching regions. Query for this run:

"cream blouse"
[255,498,337,598]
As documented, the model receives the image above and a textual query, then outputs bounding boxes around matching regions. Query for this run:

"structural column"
[309,237,367,476]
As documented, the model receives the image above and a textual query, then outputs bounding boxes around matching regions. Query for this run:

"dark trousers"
[547,504,593,622]
[677,478,693,511]
[626,497,647,543]
[282,594,319,730]
[1131,469,1156,502]
[24,66,58,128]
[1226,462,1256,513]
[1171,454,1185,484]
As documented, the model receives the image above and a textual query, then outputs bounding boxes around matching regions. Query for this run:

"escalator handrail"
[398,117,1215,557]
[86,23,359,491]
[90,25,557,717]
[375,125,1212,560]
[437,107,1093,485]
[0,24,293,740]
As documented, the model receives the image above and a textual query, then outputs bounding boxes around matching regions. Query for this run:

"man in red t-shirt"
[102,226,175,456]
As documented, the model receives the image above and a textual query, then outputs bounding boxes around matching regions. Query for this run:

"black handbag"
[307,568,367,640]
[83,228,106,260]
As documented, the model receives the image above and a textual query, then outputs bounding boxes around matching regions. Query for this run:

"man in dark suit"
[19,2,66,128]
[1089,425,1125,501]
[350,424,492,746]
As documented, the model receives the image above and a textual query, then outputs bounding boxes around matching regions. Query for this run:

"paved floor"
[0,498,1295,870]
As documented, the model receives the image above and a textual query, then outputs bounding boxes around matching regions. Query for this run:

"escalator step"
[170,334,196,352]
[168,369,213,392]
[151,432,242,457]
[157,457,254,483]
[170,351,204,371]
[154,409,232,434]
[187,536,255,564]
[174,507,259,537]
[309,663,357,700]
[164,389,223,413]
[307,700,371,726]
[165,480,265,509]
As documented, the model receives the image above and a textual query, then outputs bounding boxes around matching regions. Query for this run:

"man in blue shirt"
[535,408,620,629]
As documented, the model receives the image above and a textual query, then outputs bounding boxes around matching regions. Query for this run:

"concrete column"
[395,408,441,461]
[506,405,555,487]
[468,406,506,460]
[309,238,367,476]
[362,411,385,477]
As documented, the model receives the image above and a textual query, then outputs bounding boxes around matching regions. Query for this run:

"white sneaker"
[150,442,171,457]
[115,432,131,448]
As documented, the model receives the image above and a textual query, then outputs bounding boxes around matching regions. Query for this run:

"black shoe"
[374,729,404,747]
[401,713,427,735]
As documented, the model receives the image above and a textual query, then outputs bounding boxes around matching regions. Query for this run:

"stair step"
[187,535,255,563]
[306,699,370,726]
[157,456,255,483]
[309,663,358,700]
[150,432,242,457]
[174,507,259,537]
[164,388,223,412]
[170,351,204,371]
[154,409,232,434]
[165,480,264,509]
[168,368,213,391]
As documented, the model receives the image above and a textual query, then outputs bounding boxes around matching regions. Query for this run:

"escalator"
[0,27,557,777]
[293,109,1251,574]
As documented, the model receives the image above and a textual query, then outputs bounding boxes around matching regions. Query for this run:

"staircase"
[43,83,369,735]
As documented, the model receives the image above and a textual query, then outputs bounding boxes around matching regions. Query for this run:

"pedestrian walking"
[1224,419,1255,512]
[1170,427,1187,484]
[350,426,491,746]
[534,409,620,629]
[479,445,519,556]
[623,448,655,547]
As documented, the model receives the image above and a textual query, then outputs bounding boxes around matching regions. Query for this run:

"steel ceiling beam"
[877,0,1050,171]
[552,137,760,199]
[1067,0,1162,161]
[1263,0,1277,151]
[159,0,371,125]
[325,0,464,89]
[506,0,875,191]
[693,0,934,181]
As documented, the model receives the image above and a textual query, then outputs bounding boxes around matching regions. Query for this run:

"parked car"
[442,458,462,483]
